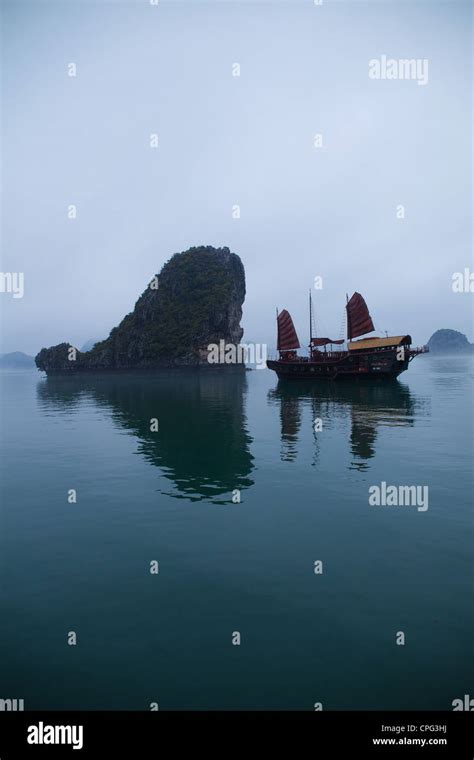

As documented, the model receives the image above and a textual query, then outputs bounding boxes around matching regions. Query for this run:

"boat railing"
[408,345,429,359]
[312,351,348,359]
[270,344,430,363]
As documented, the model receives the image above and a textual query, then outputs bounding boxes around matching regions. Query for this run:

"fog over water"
[1,0,472,355]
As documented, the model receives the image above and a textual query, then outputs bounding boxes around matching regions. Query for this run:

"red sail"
[346,292,375,340]
[311,337,345,346]
[277,309,300,351]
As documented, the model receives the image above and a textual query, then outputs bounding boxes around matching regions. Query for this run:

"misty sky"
[1,0,472,356]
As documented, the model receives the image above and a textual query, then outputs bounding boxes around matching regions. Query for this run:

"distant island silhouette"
[0,351,35,368]
[427,329,473,354]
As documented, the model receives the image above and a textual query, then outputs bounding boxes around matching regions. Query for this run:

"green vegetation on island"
[35,246,246,375]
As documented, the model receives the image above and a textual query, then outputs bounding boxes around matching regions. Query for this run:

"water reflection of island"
[268,380,428,470]
[37,372,254,502]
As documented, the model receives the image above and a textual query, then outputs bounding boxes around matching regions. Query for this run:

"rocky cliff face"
[36,246,245,374]
[427,329,473,353]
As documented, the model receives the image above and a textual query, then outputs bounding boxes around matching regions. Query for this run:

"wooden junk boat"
[267,292,428,381]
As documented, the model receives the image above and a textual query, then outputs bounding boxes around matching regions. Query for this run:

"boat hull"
[267,350,410,381]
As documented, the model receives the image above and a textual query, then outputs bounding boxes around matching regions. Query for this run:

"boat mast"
[346,293,350,345]
[309,290,313,346]
[276,307,279,355]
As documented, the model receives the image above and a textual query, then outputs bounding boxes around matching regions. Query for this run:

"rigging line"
[373,320,386,336]
[310,292,317,338]
[338,310,346,340]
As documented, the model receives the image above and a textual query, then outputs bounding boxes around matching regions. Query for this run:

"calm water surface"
[0,356,472,709]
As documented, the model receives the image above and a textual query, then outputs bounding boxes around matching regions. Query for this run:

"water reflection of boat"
[37,371,254,503]
[268,379,427,470]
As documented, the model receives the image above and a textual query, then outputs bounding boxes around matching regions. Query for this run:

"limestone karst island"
[35,246,245,375]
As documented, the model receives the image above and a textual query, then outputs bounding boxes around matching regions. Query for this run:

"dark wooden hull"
[267,350,410,381]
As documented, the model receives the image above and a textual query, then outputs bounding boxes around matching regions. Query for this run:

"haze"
[1,0,472,356]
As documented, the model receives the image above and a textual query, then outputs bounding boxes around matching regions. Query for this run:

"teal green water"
[1,357,472,710]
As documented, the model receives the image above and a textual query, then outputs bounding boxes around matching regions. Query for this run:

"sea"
[0,355,472,710]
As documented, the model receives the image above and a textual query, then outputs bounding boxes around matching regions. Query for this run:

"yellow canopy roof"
[348,335,412,351]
